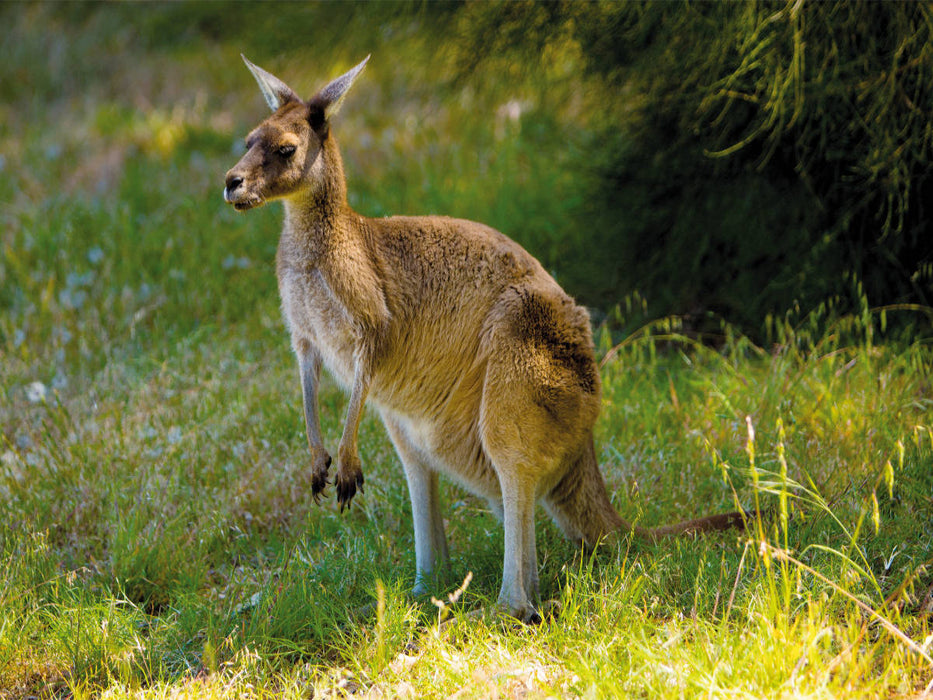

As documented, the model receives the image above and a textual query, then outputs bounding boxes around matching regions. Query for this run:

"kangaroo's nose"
[226,174,244,192]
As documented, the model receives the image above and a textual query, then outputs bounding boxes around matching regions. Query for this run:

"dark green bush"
[450,0,933,334]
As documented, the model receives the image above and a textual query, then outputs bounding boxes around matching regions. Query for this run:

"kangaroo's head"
[224,55,368,211]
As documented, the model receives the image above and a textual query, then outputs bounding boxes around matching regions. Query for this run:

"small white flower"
[87,247,105,265]
[26,381,49,403]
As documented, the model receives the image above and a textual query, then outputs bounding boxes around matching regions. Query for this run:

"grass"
[2,4,932,698]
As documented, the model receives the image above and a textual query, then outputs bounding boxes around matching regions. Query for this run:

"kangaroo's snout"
[225,174,244,193]
[224,173,244,203]
[223,169,262,211]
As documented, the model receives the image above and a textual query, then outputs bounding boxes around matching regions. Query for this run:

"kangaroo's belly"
[370,326,503,501]
[380,406,502,503]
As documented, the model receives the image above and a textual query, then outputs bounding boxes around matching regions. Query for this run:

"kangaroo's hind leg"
[497,467,540,618]
[480,368,569,622]
[479,284,602,622]
[479,375,572,620]
[383,415,450,596]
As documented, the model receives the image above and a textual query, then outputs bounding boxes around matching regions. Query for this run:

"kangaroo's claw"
[336,467,365,512]
[310,452,332,503]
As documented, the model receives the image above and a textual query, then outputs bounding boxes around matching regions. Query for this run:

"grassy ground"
[2,5,932,698]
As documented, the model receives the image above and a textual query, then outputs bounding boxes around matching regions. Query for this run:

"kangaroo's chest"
[279,265,358,386]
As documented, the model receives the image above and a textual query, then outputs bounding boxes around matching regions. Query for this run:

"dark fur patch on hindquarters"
[510,286,599,395]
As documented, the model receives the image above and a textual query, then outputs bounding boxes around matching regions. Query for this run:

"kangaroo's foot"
[498,586,542,625]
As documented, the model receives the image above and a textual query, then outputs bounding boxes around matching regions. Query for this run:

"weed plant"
[2,4,932,698]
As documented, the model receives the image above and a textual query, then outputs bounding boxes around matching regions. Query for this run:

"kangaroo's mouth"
[224,188,264,211]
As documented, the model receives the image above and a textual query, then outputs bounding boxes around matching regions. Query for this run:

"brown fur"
[224,56,747,621]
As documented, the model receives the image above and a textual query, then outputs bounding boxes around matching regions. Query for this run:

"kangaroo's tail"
[644,509,751,541]
[544,436,749,548]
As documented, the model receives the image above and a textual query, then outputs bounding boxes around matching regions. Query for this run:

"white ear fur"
[241,55,300,111]
[317,55,370,120]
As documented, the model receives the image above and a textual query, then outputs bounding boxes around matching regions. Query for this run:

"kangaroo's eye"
[278,145,296,158]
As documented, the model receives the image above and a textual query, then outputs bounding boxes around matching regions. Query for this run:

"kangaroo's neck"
[282,134,358,255]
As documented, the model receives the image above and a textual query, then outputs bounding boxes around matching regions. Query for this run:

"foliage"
[450,0,933,332]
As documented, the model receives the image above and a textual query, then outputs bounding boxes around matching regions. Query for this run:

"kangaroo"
[223,56,747,622]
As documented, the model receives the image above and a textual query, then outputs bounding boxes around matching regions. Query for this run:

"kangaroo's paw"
[335,452,365,512]
[498,591,542,625]
[509,603,543,626]
[309,451,332,504]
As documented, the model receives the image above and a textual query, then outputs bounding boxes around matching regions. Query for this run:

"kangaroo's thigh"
[478,282,600,483]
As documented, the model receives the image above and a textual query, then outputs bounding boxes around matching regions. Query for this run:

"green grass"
[2,4,932,698]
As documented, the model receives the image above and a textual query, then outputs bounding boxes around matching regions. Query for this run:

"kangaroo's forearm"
[335,360,370,510]
[296,339,332,499]
[299,344,325,452]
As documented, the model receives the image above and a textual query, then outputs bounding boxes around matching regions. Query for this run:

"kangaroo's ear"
[313,55,370,122]
[241,55,300,111]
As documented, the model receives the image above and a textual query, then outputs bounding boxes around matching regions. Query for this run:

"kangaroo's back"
[223,55,748,623]
[354,215,544,401]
